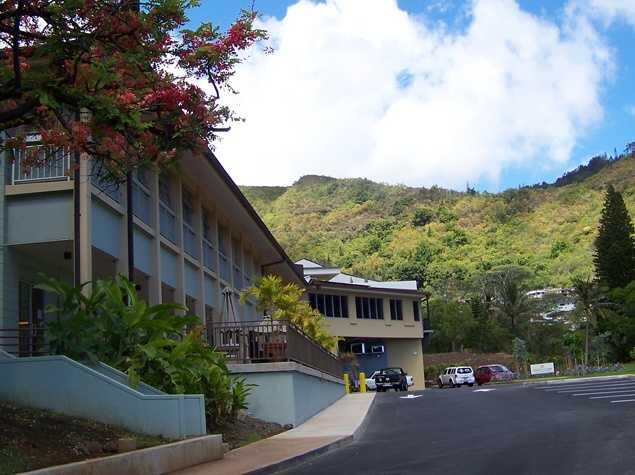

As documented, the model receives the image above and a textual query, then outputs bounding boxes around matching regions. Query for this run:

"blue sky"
[186,1,635,191]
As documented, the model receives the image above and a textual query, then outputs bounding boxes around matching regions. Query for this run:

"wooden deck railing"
[206,319,342,379]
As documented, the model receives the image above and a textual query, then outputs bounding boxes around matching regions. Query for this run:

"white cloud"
[570,0,635,27]
[212,0,613,189]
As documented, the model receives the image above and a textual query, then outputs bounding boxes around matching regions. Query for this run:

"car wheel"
[438,379,444,389]
[468,383,474,387]
[449,380,455,388]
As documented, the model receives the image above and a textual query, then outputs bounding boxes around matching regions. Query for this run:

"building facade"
[0,133,303,352]
[297,259,426,390]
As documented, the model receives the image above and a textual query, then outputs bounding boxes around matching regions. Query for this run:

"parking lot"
[284,377,635,475]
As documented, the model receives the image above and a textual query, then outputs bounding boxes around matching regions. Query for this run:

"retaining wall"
[229,362,344,427]
[0,355,206,439]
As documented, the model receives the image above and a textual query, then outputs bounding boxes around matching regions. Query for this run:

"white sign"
[530,362,555,376]
[400,394,422,399]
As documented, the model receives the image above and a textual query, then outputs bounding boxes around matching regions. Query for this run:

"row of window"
[309,293,349,318]
[308,293,422,321]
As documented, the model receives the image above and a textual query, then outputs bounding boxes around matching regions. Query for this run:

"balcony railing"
[206,319,343,378]
[9,146,72,185]
[0,325,49,357]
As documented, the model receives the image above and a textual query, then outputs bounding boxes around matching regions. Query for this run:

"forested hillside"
[242,153,635,289]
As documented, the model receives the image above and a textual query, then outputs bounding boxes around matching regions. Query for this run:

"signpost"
[530,362,555,376]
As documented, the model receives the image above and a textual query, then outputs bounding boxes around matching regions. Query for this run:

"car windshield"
[492,365,506,372]
[381,368,401,375]
[457,368,472,374]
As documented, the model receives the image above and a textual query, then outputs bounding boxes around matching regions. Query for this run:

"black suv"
[374,367,408,392]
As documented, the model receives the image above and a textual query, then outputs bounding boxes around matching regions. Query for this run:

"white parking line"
[611,399,635,403]
[590,393,635,399]
[535,379,635,390]
[552,384,635,393]
[572,389,635,396]
[542,381,635,391]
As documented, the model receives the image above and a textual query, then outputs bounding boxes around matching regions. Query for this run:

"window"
[350,342,365,354]
[158,174,172,208]
[390,299,403,321]
[182,189,194,226]
[354,297,384,319]
[308,293,348,318]
[413,301,421,322]
[370,344,385,354]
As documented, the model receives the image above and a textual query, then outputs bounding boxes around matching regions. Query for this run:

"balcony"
[206,319,342,378]
[8,146,72,185]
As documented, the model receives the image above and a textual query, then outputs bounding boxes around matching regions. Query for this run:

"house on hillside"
[297,259,427,390]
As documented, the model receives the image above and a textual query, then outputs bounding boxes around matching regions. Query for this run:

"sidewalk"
[173,393,376,475]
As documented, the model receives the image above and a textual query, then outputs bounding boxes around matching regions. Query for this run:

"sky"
[186,0,635,191]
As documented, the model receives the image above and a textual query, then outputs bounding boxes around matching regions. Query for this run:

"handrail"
[0,326,49,357]
[9,146,72,184]
[207,319,341,378]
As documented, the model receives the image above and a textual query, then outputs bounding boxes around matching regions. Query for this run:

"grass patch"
[0,446,28,475]
[0,402,167,473]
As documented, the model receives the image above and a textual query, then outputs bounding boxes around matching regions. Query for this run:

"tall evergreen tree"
[593,185,635,289]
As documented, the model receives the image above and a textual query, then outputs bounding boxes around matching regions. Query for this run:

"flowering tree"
[0,0,265,178]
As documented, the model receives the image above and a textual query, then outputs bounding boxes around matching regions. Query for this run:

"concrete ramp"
[0,355,206,439]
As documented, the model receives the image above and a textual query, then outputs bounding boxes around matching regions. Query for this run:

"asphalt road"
[283,377,635,475]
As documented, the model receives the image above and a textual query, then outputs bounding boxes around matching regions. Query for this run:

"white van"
[438,366,475,388]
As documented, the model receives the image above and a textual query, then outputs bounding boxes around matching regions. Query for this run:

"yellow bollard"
[359,372,366,393]
[343,373,350,394]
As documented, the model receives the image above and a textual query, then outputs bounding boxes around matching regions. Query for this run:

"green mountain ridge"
[242,154,635,289]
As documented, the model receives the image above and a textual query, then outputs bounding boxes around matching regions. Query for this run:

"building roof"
[295,259,419,294]
[200,149,305,286]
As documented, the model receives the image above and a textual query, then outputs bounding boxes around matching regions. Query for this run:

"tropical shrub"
[43,275,250,429]
[241,275,337,352]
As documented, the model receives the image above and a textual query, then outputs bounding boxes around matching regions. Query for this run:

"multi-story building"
[0,132,304,352]
[297,259,426,390]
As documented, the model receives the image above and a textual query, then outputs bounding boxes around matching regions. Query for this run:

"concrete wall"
[385,339,426,390]
[229,362,344,427]
[0,355,206,439]
[6,192,73,245]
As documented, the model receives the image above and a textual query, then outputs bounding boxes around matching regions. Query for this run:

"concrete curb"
[21,435,224,475]
[245,394,377,475]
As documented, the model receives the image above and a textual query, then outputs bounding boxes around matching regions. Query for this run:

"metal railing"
[9,146,72,184]
[206,319,342,378]
[0,325,49,357]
